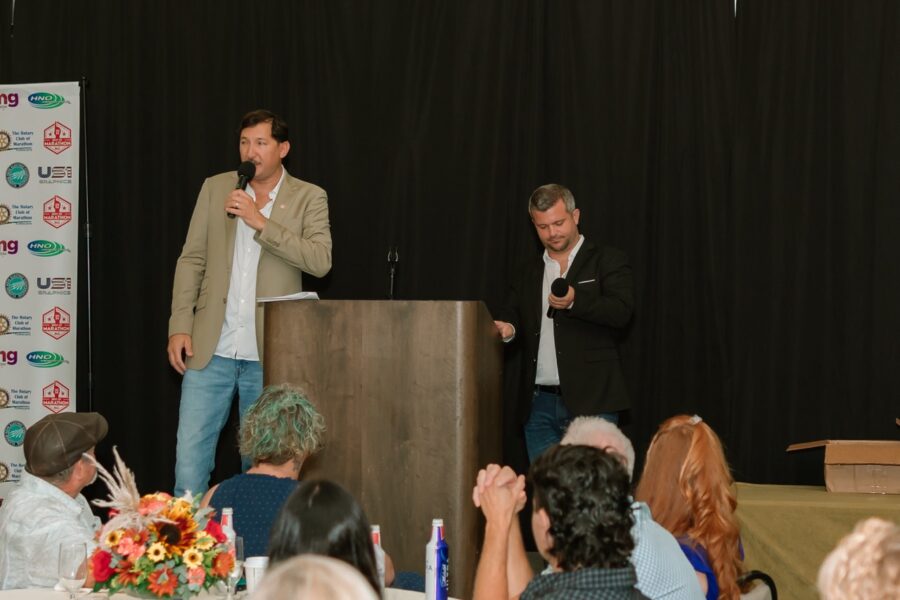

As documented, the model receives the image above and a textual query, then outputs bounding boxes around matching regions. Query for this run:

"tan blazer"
[168,169,332,370]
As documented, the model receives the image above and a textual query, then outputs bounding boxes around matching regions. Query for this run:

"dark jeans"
[524,388,619,463]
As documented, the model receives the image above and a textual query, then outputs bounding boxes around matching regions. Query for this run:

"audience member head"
[818,517,900,600]
[267,479,379,593]
[251,554,378,600]
[239,384,325,471]
[635,414,742,598]
[529,444,634,571]
[562,416,635,480]
[23,412,108,496]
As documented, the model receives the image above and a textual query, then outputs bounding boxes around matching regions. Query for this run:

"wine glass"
[58,542,87,600]
[225,536,244,599]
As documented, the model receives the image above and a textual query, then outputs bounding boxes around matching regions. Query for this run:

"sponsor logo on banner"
[0,462,8,482]
[0,313,32,336]
[0,388,32,410]
[43,381,69,413]
[43,196,72,228]
[36,276,71,295]
[0,350,18,366]
[5,163,29,188]
[28,92,66,109]
[0,92,18,108]
[26,350,66,368]
[0,203,33,226]
[27,239,68,257]
[5,273,28,299]
[3,420,25,446]
[0,239,18,255]
[43,122,72,154]
[37,165,73,184]
[42,307,70,339]
[0,130,34,152]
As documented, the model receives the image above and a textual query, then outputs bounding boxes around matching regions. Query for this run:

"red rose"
[205,518,226,543]
[90,549,114,583]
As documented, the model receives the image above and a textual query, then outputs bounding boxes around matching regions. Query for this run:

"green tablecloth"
[736,482,900,600]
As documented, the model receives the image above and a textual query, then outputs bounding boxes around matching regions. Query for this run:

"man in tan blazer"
[167,110,331,496]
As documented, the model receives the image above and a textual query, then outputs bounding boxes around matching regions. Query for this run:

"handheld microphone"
[547,277,569,318]
[228,161,256,219]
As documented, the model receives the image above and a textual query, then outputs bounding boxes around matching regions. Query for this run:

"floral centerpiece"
[88,449,235,598]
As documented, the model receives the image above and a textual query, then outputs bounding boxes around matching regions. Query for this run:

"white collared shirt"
[213,167,285,361]
[535,235,585,385]
[0,472,100,589]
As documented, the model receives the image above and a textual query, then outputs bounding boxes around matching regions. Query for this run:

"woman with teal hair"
[201,383,325,557]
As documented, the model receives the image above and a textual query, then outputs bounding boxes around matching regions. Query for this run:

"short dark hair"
[528,183,576,214]
[530,444,635,570]
[239,109,289,143]
[268,480,380,594]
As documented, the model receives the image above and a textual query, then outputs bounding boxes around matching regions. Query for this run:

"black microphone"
[547,277,569,318]
[228,161,256,219]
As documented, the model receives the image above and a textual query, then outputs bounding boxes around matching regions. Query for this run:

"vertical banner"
[0,82,80,500]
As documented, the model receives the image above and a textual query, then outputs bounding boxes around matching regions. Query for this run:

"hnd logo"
[43,122,72,154]
[42,307,71,339]
[5,273,29,299]
[43,380,70,413]
[43,195,72,228]
[4,420,26,446]
[28,92,65,109]
[26,350,66,368]
[27,240,68,257]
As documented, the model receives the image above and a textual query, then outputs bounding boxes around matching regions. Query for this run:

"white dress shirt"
[213,167,284,361]
[535,235,584,385]
[0,472,100,589]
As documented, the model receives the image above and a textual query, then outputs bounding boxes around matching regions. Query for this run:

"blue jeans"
[524,389,619,463]
[174,355,262,497]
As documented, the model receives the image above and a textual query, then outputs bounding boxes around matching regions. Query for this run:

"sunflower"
[193,534,214,551]
[146,542,167,563]
[104,529,124,548]
[152,514,198,557]
[183,547,204,569]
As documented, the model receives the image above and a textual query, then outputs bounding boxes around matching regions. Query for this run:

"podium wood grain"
[264,300,503,598]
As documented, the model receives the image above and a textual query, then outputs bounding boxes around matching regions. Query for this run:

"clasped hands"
[472,464,527,525]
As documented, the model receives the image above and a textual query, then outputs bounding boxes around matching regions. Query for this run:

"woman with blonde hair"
[634,415,743,599]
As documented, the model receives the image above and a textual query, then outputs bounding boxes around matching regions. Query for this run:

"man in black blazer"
[495,184,634,462]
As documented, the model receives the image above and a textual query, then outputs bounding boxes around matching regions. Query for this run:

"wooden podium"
[264,300,503,597]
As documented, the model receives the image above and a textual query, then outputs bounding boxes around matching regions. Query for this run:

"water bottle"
[371,524,386,590]
[425,518,449,600]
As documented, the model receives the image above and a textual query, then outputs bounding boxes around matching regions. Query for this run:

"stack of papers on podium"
[257,291,320,302]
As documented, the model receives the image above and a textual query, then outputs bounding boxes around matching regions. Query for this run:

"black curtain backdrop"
[0,1,897,498]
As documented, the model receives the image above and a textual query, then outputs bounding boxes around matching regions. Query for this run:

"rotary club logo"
[0,388,9,408]
[43,121,72,155]
[42,380,70,413]
[42,307,71,340]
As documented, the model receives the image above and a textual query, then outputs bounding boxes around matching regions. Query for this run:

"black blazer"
[498,240,634,423]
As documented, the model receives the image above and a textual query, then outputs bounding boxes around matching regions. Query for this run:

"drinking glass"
[225,536,244,599]
[58,542,87,600]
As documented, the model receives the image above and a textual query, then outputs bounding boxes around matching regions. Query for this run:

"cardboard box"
[787,440,900,494]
